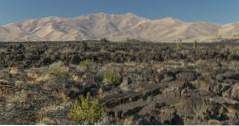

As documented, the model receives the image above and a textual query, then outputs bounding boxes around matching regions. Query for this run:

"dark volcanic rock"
[176,71,198,81]
[1,41,239,125]
[216,71,239,82]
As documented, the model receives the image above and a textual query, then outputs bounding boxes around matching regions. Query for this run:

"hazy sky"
[0,0,238,24]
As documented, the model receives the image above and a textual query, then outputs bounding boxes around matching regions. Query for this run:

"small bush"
[79,59,92,68]
[68,94,104,124]
[176,43,183,51]
[100,38,109,43]
[126,38,139,43]
[48,61,69,76]
[227,48,239,60]
[103,69,121,86]
[47,61,70,82]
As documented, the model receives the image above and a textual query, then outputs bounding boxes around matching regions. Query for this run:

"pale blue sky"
[0,0,238,24]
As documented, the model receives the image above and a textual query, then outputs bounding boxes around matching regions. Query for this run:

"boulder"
[216,72,239,82]
[230,83,239,100]
[176,71,198,82]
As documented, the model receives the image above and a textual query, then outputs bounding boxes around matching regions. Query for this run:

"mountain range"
[1,13,239,42]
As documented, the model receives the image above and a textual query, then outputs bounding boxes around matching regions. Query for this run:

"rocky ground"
[1,41,239,124]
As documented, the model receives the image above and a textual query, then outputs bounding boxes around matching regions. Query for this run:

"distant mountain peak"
[0,13,239,42]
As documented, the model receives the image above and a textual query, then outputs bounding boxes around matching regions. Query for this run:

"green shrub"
[68,94,104,124]
[79,59,92,68]
[176,42,183,51]
[103,69,121,86]
[47,61,70,80]
[227,48,239,60]
[48,61,68,73]
[126,38,138,43]
[100,38,109,43]
[193,40,198,49]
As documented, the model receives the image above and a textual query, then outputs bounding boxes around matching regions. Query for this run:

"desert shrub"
[68,94,104,124]
[100,38,109,43]
[193,40,198,49]
[47,61,70,81]
[48,61,68,74]
[103,69,121,86]
[191,101,210,123]
[176,42,184,51]
[79,59,92,68]
[126,38,138,43]
[227,47,239,60]
[9,90,28,104]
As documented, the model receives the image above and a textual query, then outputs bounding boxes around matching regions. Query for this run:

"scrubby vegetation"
[68,94,104,124]
[48,61,68,75]
[1,41,239,124]
[103,69,122,86]
[79,59,92,68]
